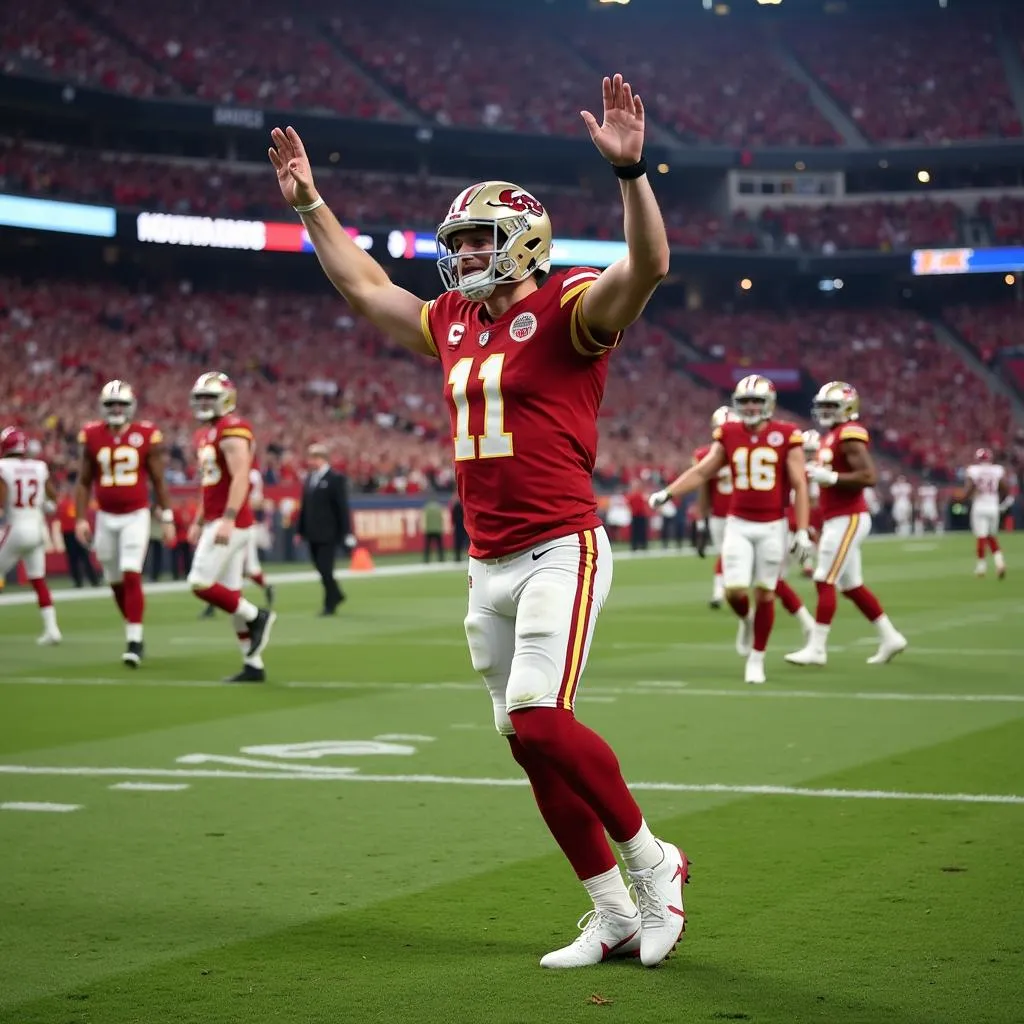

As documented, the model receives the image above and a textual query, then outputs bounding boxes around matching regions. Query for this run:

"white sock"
[126,623,143,643]
[975,559,986,573]
[244,653,265,670]
[874,614,900,641]
[41,606,57,632]
[795,605,815,631]
[811,622,830,651]
[615,819,663,872]
[582,865,637,918]
[747,649,765,667]
[712,574,725,600]
[237,597,259,622]
[994,551,1006,570]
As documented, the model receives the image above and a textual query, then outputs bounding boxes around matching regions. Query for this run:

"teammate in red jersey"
[692,405,735,609]
[650,375,811,685]
[270,74,689,970]
[785,382,907,667]
[186,372,275,683]
[74,380,175,666]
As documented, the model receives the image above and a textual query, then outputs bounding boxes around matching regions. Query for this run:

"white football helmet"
[710,405,735,431]
[190,371,237,422]
[812,381,860,429]
[435,181,552,301]
[801,429,821,456]
[732,375,777,427]
[100,380,137,428]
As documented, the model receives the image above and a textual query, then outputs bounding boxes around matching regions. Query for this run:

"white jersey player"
[890,476,913,536]
[0,427,61,643]
[915,483,941,534]
[964,448,1010,578]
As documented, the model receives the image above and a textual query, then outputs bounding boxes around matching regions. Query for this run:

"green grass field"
[1,535,1022,1024]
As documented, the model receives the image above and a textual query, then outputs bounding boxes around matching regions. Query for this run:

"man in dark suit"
[297,443,354,615]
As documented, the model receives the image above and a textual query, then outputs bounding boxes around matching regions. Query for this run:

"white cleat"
[866,633,908,665]
[785,645,827,666]
[735,614,754,657]
[744,657,766,685]
[628,840,689,967]
[539,909,641,969]
[36,630,62,646]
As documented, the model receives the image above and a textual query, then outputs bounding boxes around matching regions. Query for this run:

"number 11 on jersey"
[448,354,514,461]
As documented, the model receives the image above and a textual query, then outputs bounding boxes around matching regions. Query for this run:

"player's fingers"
[268,146,282,170]
[270,127,291,157]
[286,126,308,159]
[634,93,644,120]
[579,110,600,138]
[621,80,633,111]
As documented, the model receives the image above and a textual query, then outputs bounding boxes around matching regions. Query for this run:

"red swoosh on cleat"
[668,905,685,919]
[601,930,640,960]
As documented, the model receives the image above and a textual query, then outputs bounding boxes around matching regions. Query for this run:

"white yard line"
[0,762,1020,806]
[3,675,1023,703]
[0,800,81,812]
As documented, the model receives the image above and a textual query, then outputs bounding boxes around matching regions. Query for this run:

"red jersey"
[195,414,254,527]
[713,418,802,522]
[421,267,620,558]
[817,421,870,521]
[79,420,162,514]
[694,444,733,518]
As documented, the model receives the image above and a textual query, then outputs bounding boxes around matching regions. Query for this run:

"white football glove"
[807,465,839,487]
[648,489,670,510]
[344,533,358,551]
[999,496,1014,514]
[791,528,815,564]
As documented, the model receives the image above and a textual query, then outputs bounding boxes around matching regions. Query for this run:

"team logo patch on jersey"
[510,312,538,342]
[127,431,145,448]
[767,431,784,447]
[478,331,491,347]
[447,323,466,350]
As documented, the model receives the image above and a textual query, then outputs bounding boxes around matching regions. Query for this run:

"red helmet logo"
[488,189,544,217]
[975,447,993,463]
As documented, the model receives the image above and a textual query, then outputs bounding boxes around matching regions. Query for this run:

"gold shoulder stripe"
[712,426,723,442]
[560,280,594,308]
[840,425,870,443]
[151,429,164,444]
[420,300,439,357]
[569,297,622,357]
[220,428,253,440]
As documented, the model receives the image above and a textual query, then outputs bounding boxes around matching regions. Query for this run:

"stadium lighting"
[1005,274,1016,286]
[657,162,670,174]
[917,170,931,184]
[739,278,753,291]
[598,0,630,5]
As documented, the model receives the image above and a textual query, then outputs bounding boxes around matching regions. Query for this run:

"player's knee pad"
[464,612,498,674]
[724,585,749,600]
[754,586,775,603]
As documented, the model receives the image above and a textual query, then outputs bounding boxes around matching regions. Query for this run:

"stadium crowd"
[2,277,1018,493]
[2,2,1021,145]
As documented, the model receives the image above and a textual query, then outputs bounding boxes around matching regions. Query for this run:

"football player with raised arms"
[785,382,907,667]
[963,447,1010,579]
[75,381,175,666]
[0,426,61,644]
[270,74,688,970]
[649,375,813,685]
[186,372,275,682]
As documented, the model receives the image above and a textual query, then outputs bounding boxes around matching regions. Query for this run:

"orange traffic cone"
[350,545,375,572]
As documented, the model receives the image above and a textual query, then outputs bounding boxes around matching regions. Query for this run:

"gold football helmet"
[99,379,137,428]
[801,428,821,455]
[190,371,237,422]
[435,181,552,301]
[812,381,859,428]
[732,374,777,427]
[710,405,734,431]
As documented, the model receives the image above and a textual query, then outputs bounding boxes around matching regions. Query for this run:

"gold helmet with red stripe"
[732,374,777,427]
[710,405,735,431]
[100,379,137,428]
[190,371,237,422]
[435,181,552,301]
[812,381,859,428]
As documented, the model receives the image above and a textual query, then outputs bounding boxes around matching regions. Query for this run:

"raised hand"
[268,126,319,209]
[580,74,645,168]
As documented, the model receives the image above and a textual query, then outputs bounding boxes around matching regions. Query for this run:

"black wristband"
[613,157,647,180]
